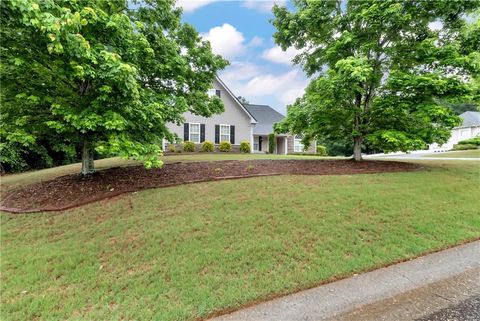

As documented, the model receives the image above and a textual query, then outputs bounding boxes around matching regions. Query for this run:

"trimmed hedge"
[183,141,195,152]
[201,141,214,152]
[457,137,480,146]
[239,141,250,153]
[316,145,328,156]
[219,141,232,152]
[452,143,479,151]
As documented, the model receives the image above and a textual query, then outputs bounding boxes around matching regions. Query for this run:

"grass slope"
[1,161,479,321]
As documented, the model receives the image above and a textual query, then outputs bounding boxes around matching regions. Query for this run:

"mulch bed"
[0,159,420,213]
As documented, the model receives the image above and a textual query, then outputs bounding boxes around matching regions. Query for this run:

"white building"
[429,111,480,151]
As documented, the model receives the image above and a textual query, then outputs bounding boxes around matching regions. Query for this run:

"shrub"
[316,145,328,156]
[452,143,479,151]
[219,141,232,152]
[201,141,214,152]
[457,137,480,146]
[239,141,250,153]
[168,144,176,153]
[183,141,195,152]
[268,133,276,153]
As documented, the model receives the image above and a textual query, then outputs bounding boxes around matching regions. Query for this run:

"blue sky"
[177,0,306,114]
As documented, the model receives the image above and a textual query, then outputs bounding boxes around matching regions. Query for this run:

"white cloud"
[262,45,302,65]
[223,67,308,109]
[201,23,246,60]
[175,0,215,13]
[220,61,262,82]
[248,36,264,47]
[242,0,287,13]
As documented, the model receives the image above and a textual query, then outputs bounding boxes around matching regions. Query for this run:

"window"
[207,89,221,97]
[220,125,230,142]
[294,134,304,153]
[189,123,200,143]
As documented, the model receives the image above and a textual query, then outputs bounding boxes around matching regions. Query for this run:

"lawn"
[422,149,480,158]
[1,160,479,321]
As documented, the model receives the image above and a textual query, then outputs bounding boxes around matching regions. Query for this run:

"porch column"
[284,136,287,155]
[250,124,254,153]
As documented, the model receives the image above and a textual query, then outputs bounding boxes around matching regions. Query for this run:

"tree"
[237,96,250,104]
[0,0,227,174]
[272,0,479,160]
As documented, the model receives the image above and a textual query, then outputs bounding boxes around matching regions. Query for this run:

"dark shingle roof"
[243,104,285,135]
[459,111,480,127]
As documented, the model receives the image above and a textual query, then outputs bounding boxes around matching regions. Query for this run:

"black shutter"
[215,90,221,97]
[215,125,220,144]
[184,123,189,142]
[259,136,262,151]
[200,124,205,142]
[230,125,235,144]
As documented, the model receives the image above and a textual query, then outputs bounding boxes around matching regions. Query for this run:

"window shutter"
[230,125,235,144]
[184,123,189,142]
[200,124,205,142]
[215,90,221,97]
[215,125,220,144]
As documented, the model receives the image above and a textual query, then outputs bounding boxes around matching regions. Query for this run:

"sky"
[177,0,305,115]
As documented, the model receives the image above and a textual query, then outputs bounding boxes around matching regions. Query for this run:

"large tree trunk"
[81,141,95,175]
[353,136,363,161]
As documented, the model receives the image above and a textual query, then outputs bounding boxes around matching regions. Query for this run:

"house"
[165,77,257,152]
[165,77,316,154]
[244,104,316,154]
[429,111,480,151]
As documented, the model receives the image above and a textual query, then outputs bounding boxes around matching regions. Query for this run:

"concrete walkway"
[210,241,480,321]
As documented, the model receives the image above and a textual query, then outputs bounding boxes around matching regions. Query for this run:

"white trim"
[189,122,201,143]
[215,77,257,124]
[250,125,254,153]
[294,135,304,153]
[284,136,287,155]
[219,124,230,143]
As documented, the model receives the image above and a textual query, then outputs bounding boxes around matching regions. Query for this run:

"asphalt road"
[416,296,480,321]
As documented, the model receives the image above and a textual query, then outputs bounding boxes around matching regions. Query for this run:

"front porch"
[253,134,288,155]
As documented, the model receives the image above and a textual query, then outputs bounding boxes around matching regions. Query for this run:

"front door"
[258,136,263,151]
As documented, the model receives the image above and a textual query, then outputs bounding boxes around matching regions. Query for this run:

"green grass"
[1,153,339,193]
[422,149,480,158]
[1,160,479,321]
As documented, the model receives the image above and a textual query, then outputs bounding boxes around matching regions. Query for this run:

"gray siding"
[287,136,316,154]
[166,78,253,146]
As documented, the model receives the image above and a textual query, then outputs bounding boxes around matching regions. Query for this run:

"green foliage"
[168,144,176,153]
[0,0,228,172]
[457,137,480,146]
[183,141,195,152]
[268,133,276,154]
[316,145,328,156]
[218,141,232,152]
[239,141,251,153]
[452,143,479,150]
[273,0,479,158]
[201,141,214,152]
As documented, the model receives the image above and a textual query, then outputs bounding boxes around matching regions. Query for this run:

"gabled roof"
[243,104,285,135]
[458,111,480,128]
[215,77,257,124]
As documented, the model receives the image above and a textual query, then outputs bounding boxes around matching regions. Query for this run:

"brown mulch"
[0,159,421,213]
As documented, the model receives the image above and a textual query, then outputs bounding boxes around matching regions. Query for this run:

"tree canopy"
[272,0,480,160]
[0,0,227,173]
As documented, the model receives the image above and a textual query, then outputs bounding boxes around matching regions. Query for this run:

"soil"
[0,159,420,213]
